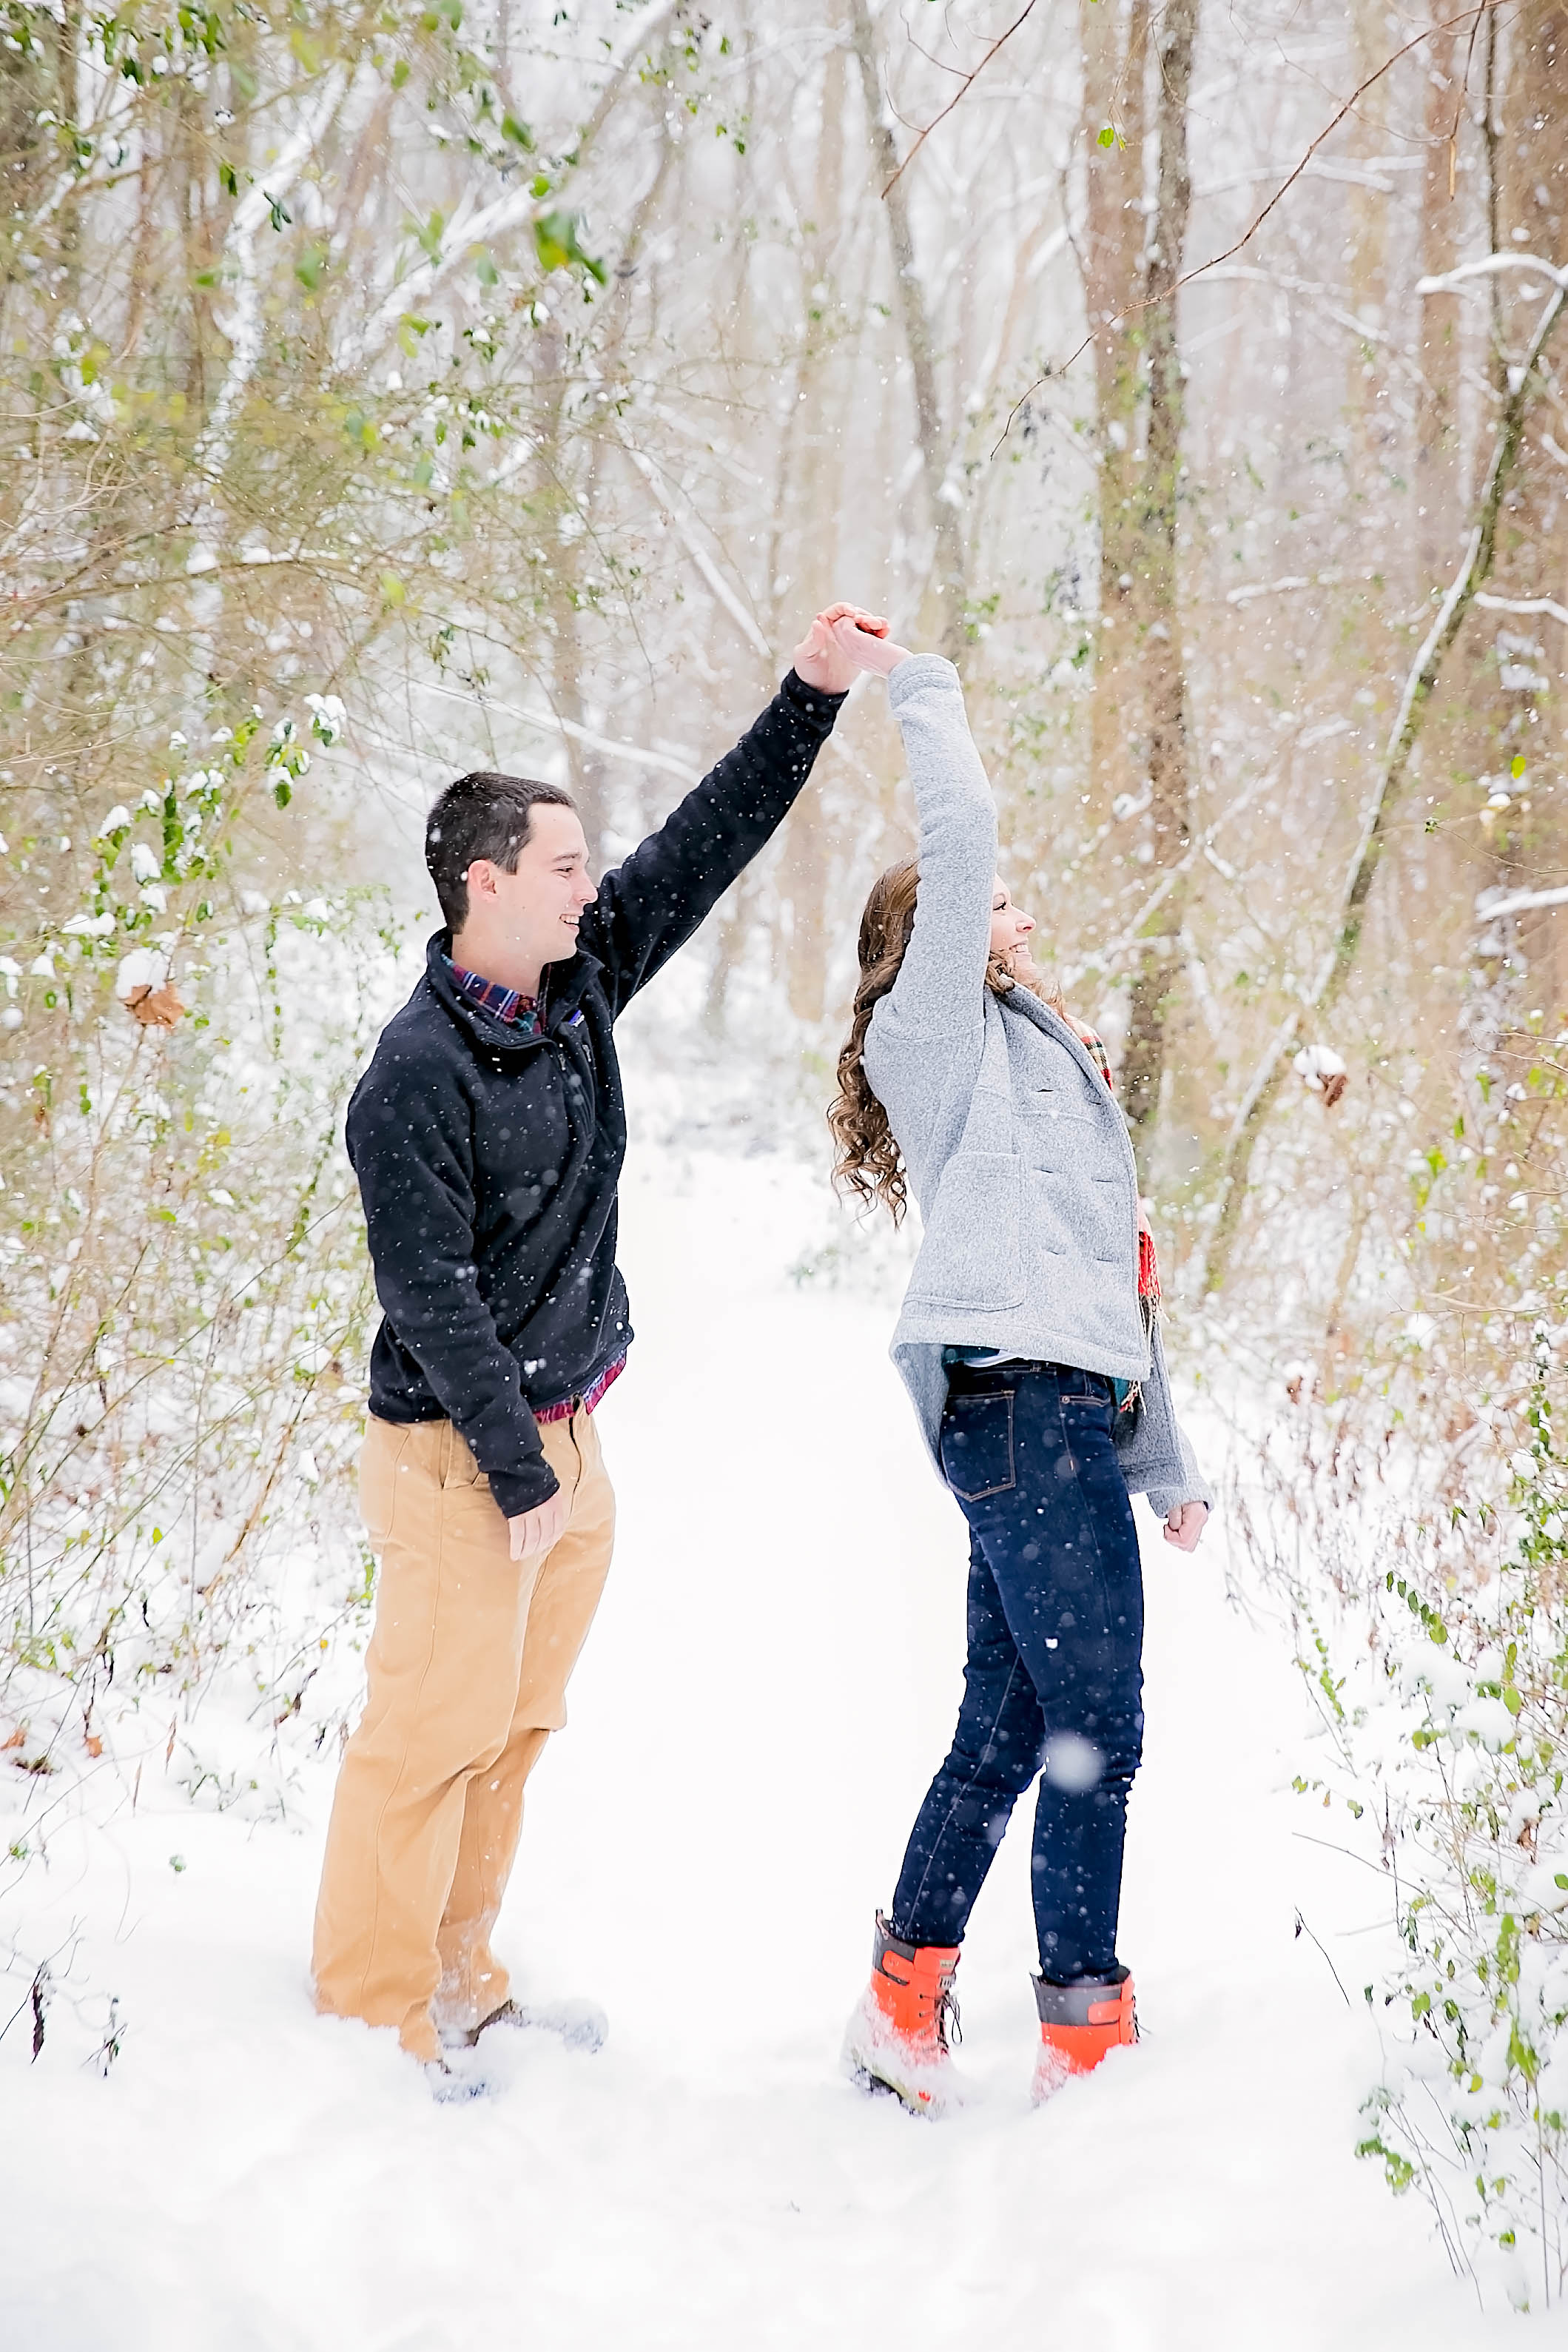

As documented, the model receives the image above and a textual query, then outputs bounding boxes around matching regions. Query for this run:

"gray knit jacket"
[863,655,1211,1520]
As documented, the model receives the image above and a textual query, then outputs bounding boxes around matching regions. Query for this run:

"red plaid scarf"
[1075,1022,1160,1309]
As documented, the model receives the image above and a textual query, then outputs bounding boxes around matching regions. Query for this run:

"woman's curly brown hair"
[828,859,1062,1225]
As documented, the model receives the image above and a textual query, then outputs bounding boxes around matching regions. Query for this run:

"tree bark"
[1487,0,1568,1024]
[1080,0,1150,840]
[1117,0,1197,1149]
[1204,282,1567,1291]
[1415,21,1464,582]
[849,0,966,660]
[775,48,847,1024]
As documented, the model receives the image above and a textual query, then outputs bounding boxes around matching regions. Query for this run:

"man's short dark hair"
[425,772,578,929]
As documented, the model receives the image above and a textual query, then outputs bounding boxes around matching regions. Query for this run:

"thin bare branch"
[881,0,1041,198]
[997,0,1498,450]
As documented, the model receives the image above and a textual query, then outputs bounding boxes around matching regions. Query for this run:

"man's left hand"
[793,602,888,695]
[510,1488,568,1563]
[1163,1502,1208,1552]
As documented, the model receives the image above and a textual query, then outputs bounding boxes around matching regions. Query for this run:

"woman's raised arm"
[832,620,997,1038]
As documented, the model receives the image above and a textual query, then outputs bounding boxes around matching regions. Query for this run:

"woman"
[827,619,1211,2117]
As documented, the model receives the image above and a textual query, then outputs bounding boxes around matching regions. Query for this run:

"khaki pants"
[312,1409,615,2063]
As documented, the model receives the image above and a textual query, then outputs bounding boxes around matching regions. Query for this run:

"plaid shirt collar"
[446,956,540,1031]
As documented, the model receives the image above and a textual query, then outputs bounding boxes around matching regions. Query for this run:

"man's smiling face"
[465,803,597,975]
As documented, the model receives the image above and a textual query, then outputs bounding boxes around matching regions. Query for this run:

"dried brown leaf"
[125,983,186,1029]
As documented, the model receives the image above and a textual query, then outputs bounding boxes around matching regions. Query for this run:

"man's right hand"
[510,1488,568,1563]
[793,602,888,694]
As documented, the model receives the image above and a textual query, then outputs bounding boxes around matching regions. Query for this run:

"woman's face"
[990,876,1037,972]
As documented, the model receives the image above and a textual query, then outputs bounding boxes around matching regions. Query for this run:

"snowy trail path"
[3,1143,1511,2349]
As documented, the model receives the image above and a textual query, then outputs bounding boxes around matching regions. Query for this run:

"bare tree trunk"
[775,49,847,1024]
[1424,0,1567,1075]
[1415,21,1463,582]
[1476,0,1568,1024]
[1205,287,1567,1291]
[1079,0,1150,838]
[849,0,966,659]
[1342,1,1392,514]
[1482,4,1507,394]
[1117,0,1197,1150]
[0,9,70,345]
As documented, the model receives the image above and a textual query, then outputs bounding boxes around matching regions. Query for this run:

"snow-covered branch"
[1476,883,1568,923]
[1474,592,1568,628]
[186,69,350,561]
[1416,254,1568,298]
[341,0,684,372]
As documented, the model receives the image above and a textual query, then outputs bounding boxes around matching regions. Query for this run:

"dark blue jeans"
[891,1363,1145,1982]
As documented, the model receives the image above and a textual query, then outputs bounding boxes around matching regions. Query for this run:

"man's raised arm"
[577,603,884,1013]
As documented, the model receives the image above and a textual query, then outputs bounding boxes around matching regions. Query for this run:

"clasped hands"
[792,602,913,694]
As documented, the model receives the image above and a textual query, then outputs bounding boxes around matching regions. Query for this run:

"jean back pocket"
[939,1388,1017,1502]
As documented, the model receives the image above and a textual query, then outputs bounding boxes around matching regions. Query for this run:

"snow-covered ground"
[1,1140,1518,2349]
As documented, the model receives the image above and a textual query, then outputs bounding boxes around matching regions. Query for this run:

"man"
[312,603,878,2083]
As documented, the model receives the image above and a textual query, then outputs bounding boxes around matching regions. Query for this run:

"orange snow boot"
[1031,1966,1137,2103]
[841,1912,966,2117]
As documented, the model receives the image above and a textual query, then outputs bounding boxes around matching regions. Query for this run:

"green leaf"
[391,58,410,89]
[1512,753,1527,779]
[267,195,292,234]
[474,249,499,286]
[1097,124,1116,147]
[534,209,607,285]
[295,243,327,292]
[502,112,532,148]
[379,572,406,609]
[272,779,292,810]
